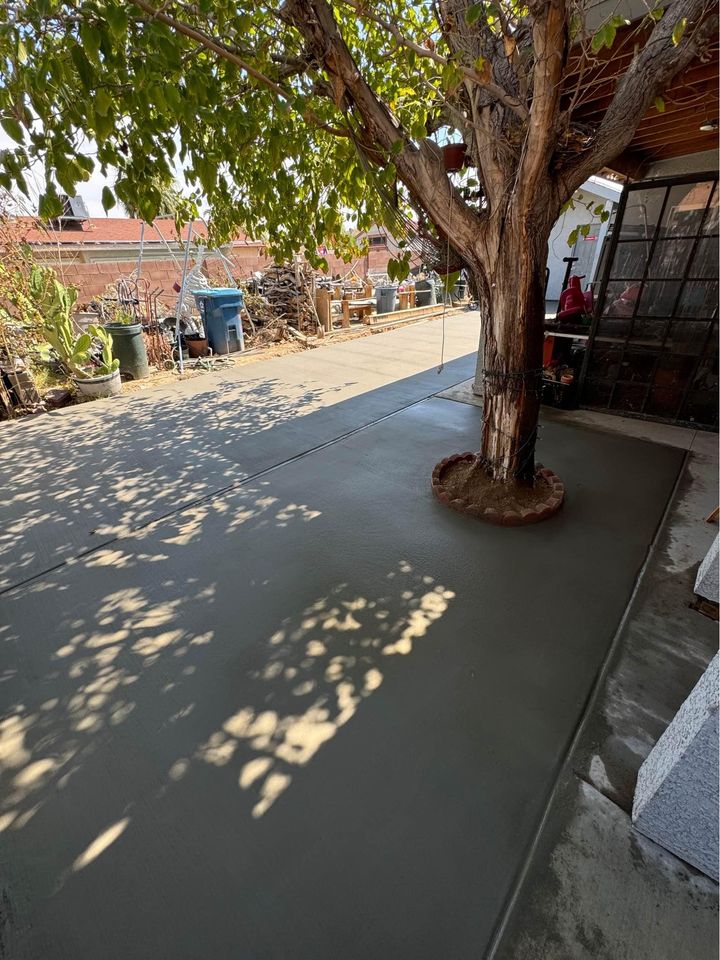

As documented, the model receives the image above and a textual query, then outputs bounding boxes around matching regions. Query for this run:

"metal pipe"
[135,221,145,278]
[174,221,194,375]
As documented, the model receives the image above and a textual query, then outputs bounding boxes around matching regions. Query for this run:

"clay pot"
[442,143,468,172]
[185,336,209,358]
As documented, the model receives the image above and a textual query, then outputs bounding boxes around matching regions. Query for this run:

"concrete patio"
[0,314,716,959]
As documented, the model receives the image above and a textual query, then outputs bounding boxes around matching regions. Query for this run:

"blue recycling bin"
[193,288,244,355]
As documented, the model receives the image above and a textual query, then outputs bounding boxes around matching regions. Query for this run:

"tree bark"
[472,209,552,483]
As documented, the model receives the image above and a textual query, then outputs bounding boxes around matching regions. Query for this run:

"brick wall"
[56,247,406,307]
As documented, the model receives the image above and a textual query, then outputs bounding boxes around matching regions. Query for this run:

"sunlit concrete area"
[0,315,715,959]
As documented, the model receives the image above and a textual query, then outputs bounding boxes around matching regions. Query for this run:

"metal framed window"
[580,172,719,430]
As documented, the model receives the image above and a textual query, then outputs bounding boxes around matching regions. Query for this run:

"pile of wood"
[243,291,276,326]
[262,263,318,333]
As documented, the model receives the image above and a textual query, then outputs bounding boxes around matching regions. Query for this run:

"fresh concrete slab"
[0,395,683,960]
[494,778,719,960]
[0,314,480,591]
[488,401,719,959]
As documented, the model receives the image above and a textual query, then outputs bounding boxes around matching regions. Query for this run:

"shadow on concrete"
[0,395,686,960]
[0,354,475,592]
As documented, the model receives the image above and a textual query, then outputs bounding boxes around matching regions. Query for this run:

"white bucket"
[73,369,122,398]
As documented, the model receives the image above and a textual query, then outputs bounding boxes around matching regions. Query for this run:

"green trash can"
[103,322,149,381]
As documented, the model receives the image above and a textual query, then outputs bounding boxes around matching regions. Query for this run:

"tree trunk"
[472,216,550,483]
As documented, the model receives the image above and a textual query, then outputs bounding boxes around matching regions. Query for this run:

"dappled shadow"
[0,473,454,939]
[0,345,479,593]
[0,373,351,591]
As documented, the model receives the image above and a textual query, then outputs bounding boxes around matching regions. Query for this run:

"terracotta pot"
[442,143,467,172]
[186,336,209,358]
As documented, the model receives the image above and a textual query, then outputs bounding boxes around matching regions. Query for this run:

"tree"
[0,0,715,485]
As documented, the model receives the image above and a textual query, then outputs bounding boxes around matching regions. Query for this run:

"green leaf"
[649,6,664,20]
[440,269,460,293]
[579,223,591,237]
[38,190,64,221]
[80,23,102,63]
[71,45,94,88]
[95,88,112,116]
[654,96,665,113]
[101,185,116,211]
[567,227,579,248]
[672,17,687,45]
[106,5,128,38]
[1,117,24,144]
[465,3,483,25]
[17,39,28,65]
[390,139,404,155]
[591,26,608,52]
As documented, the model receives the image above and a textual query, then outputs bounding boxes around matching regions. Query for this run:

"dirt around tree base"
[431,453,565,526]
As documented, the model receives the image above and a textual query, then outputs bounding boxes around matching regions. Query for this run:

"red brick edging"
[431,453,565,526]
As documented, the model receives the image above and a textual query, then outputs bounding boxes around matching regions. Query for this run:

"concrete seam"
[0,380,468,598]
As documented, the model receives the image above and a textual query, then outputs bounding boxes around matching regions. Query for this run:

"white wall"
[546,177,622,302]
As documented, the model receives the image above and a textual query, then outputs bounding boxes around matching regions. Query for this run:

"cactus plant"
[30,266,119,378]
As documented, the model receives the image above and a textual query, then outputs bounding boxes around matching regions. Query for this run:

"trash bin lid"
[193,287,243,299]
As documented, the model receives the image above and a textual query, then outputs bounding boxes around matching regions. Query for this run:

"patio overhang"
[566,20,719,179]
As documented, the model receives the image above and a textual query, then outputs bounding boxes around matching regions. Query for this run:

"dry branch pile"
[262,263,318,333]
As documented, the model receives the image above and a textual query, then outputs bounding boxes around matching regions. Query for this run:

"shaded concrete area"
[0,315,479,591]
[0,396,683,960]
[442,401,720,958]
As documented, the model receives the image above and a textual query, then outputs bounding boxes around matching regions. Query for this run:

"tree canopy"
[0,0,714,272]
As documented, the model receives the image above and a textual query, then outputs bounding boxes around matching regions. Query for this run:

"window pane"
[680,354,719,427]
[653,353,697,388]
[648,239,695,279]
[582,379,612,407]
[602,280,641,316]
[619,350,659,383]
[630,318,667,346]
[646,386,683,419]
[666,320,713,355]
[612,382,647,412]
[677,280,718,319]
[690,237,719,279]
[702,184,719,235]
[597,314,631,341]
[620,189,665,240]
[661,182,715,237]
[637,280,682,317]
[611,240,651,279]
[587,344,622,380]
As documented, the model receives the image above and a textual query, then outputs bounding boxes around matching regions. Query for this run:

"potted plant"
[101,300,150,380]
[442,143,467,172]
[30,267,122,398]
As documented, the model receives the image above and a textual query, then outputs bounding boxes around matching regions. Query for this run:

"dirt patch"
[440,458,552,511]
[431,453,565,526]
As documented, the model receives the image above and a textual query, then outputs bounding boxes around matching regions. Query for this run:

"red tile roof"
[14,217,260,247]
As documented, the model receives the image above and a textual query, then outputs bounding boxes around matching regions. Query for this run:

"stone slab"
[694,533,719,603]
[633,654,719,880]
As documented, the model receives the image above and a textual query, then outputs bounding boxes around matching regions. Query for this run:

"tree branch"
[339,0,530,120]
[560,0,717,192]
[518,0,567,202]
[126,0,352,138]
[283,0,483,254]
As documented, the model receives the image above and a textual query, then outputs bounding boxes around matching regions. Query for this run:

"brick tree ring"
[431,453,565,526]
